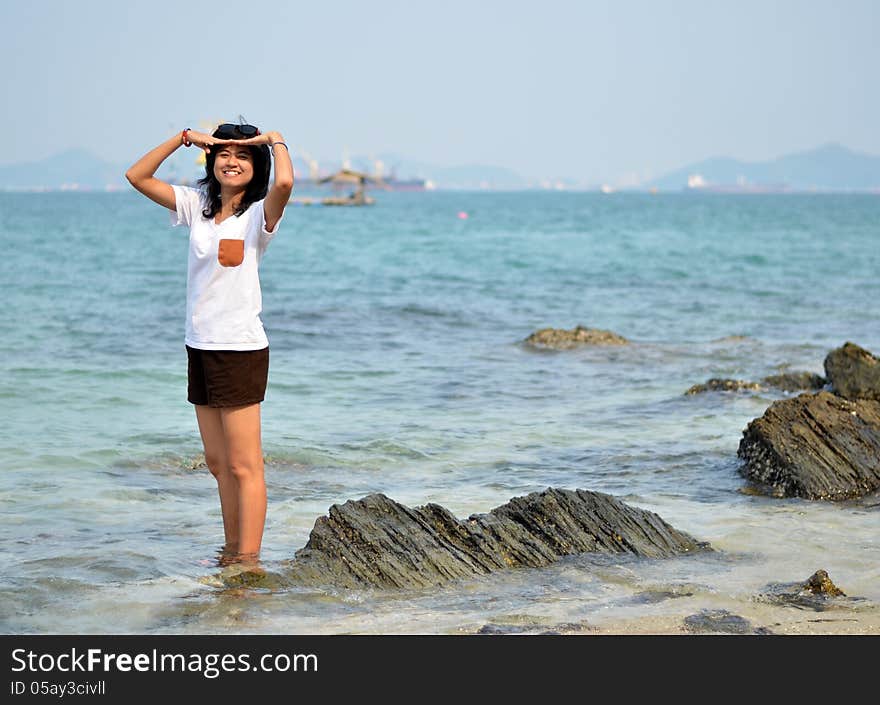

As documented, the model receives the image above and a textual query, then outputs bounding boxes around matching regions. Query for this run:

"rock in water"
[755,569,851,611]
[824,342,880,401]
[803,569,845,597]
[760,372,827,393]
[685,373,825,396]
[683,610,766,635]
[524,326,629,349]
[738,391,880,499]
[686,378,763,395]
[286,488,706,589]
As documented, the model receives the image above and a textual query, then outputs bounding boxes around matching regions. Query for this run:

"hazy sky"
[4,0,879,184]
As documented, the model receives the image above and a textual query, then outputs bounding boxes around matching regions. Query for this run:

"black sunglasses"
[215,123,260,139]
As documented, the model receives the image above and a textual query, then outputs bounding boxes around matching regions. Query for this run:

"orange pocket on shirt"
[218,239,245,267]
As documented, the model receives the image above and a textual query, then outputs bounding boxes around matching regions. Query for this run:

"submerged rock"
[737,391,880,500]
[285,488,707,590]
[824,342,880,401]
[630,586,695,604]
[686,378,763,395]
[524,326,629,349]
[685,372,825,395]
[756,569,854,611]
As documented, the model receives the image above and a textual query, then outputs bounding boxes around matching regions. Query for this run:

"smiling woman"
[124,120,294,567]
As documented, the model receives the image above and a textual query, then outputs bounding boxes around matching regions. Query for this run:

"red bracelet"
[181,128,192,147]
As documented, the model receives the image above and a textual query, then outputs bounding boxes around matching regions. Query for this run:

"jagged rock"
[524,326,629,349]
[285,488,707,589]
[755,569,854,611]
[737,391,880,500]
[824,342,880,401]
[803,569,845,596]
[685,372,825,395]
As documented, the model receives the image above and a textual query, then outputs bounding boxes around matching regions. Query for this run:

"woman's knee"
[204,451,230,479]
[228,456,264,483]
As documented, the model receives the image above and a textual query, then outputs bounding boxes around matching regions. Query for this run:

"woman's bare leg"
[195,405,240,552]
[220,403,266,559]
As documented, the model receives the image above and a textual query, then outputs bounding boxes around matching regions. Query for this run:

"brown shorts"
[186,345,269,407]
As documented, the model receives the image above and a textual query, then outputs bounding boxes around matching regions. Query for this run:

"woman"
[126,122,294,564]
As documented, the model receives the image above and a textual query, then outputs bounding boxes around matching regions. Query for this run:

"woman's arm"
[125,132,186,210]
[125,129,219,210]
[231,130,294,231]
[263,131,294,232]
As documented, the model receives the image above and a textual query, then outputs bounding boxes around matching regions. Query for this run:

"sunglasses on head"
[215,123,260,139]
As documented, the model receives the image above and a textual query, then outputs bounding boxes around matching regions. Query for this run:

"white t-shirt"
[170,185,282,350]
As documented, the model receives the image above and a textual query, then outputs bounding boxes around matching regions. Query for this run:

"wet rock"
[285,488,707,590]
[686,378,763,395]
[685,372,825,395]
[760,372,827,393]
[631,587,695,604]
[683,609,769,635]
[198,566,293,591]
[756,569,855,611]
[477,624,517,635]
[737,391,880,500]
[524,326,629,349]
[220,569,291,590]
[477,619,593,635]
[804,569,845,597]
[824,342,880,401]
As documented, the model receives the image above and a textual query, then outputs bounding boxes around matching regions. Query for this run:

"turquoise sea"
[1,190,878,634]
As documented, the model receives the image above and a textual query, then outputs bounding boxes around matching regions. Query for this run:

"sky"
[4,0,879,185]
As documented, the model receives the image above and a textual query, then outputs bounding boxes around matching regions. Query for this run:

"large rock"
[524,326,629,349]
[824,342,880,401]
[285,488,707,589]
[737,391,880,499]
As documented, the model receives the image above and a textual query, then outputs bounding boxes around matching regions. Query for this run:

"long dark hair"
[198,125,271,219]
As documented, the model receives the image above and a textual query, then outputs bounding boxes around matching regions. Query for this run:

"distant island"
[644,143,880,193]
[1,143,878,192]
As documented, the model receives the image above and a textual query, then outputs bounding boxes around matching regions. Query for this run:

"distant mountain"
[648,143,880,191]
[0,149,528,191]
[0,149,130,190]
[4,143,878,192]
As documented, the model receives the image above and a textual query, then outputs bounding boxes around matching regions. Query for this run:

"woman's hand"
[230,131,286,147]
[184,129,228,154]
[186,129,286,152]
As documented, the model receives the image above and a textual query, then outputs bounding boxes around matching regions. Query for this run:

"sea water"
[1,190,878,634]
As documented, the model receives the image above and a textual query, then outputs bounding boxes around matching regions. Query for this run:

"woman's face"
[213,144,254,190]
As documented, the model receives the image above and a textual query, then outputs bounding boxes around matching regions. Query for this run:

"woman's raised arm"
[230,130,294,231]
[126,129,219,210]
[263,132,294,232]
[125,131,189,210]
